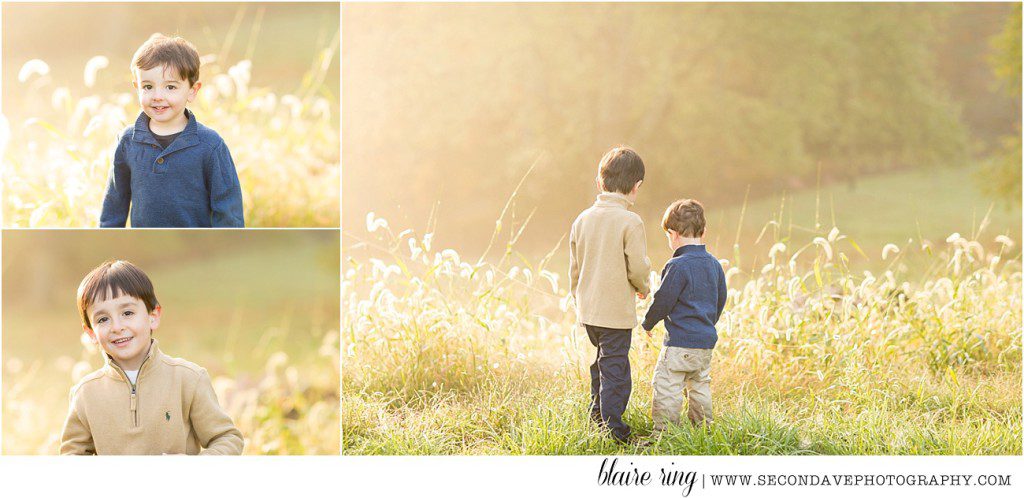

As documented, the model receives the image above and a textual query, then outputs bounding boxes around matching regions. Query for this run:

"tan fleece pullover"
[60,340,243,455]
[569,192,652,329]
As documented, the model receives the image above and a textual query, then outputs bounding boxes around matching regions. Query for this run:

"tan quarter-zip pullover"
[569,192,652,329]
[60,339,243,455]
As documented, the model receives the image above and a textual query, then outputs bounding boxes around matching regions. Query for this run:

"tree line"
[342,3,1020,248]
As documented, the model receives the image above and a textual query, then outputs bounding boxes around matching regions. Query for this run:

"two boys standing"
[569,147,727,443]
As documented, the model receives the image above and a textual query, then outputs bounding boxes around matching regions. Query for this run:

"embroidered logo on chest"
[165,411,171,422]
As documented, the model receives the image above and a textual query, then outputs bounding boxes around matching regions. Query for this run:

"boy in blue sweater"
[642,199,726,430]
[100,34,244,228]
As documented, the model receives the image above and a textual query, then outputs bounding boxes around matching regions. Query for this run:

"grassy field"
[342,182,1022,455]
[2,233,340,455]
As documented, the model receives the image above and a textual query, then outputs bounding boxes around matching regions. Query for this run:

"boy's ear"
[187,81,201,102]
[148,305,162,331]
[631,180,643,195]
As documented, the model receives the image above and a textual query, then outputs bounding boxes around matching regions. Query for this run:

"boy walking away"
[100,33,244,228]
[569,146,651,443]
[643,199,727,431]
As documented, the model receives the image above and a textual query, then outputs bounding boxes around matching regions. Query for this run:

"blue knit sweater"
[642,244,727,349]
[99,110,244,228]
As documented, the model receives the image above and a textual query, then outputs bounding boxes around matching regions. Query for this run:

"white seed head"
[366,212,388,233]
[228,60,252,98]
[18,59,49,82]
[881,243,900,261]
[995,235,1015,248]
[813,237,833,261]
[83,56,109,88]
[50,88,71,111]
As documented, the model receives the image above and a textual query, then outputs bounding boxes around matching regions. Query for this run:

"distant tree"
[934,3,1020,149]
[980,4,1021,204]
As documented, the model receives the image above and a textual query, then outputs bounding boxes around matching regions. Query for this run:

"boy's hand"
[637,292,646,299]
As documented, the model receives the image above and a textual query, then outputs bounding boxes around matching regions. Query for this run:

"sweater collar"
[673,244,707,258]
[593,192,634,209]
[131,108,198,146]
[104,338,161,384]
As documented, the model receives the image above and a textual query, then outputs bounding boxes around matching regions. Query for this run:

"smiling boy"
[60,260,243,455]
[99,33,244,227]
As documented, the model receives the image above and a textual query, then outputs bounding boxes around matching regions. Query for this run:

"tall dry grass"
[342,210,1021,455]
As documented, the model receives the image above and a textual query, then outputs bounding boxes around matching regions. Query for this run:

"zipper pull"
[131,391,138,427]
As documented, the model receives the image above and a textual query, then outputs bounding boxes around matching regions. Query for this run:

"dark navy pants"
[585,324,633,442]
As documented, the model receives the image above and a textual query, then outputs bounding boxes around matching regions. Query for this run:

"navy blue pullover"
[99,110,244,228]
[642,245,727,349]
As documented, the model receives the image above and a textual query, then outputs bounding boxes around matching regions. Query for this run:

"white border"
[0,456,1022,496]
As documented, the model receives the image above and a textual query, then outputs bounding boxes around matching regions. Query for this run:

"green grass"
[699,166,1021,269]
[345,364,1021,456]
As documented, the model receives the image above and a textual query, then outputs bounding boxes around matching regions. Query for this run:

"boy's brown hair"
[131,33,201,87]
[77,260,159,329]
[597,146,645,194]
[662,199,706,237]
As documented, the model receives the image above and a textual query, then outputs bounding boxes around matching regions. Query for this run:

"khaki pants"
[651,347,713,430]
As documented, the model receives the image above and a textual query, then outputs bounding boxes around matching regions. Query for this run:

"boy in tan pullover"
[60,260,243,455]
[569,146,651,443]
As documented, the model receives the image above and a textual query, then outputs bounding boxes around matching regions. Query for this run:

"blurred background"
[2,2,340,109]
[342,3,1021,269]
[2,2,340,227]
[2,230,340,455]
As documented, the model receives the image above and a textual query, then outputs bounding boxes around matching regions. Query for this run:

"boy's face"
[133,65,200,130]
[84,293,161,371]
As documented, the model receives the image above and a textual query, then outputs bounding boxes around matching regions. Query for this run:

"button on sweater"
[99,109,244,228]
[642,244,727,349]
